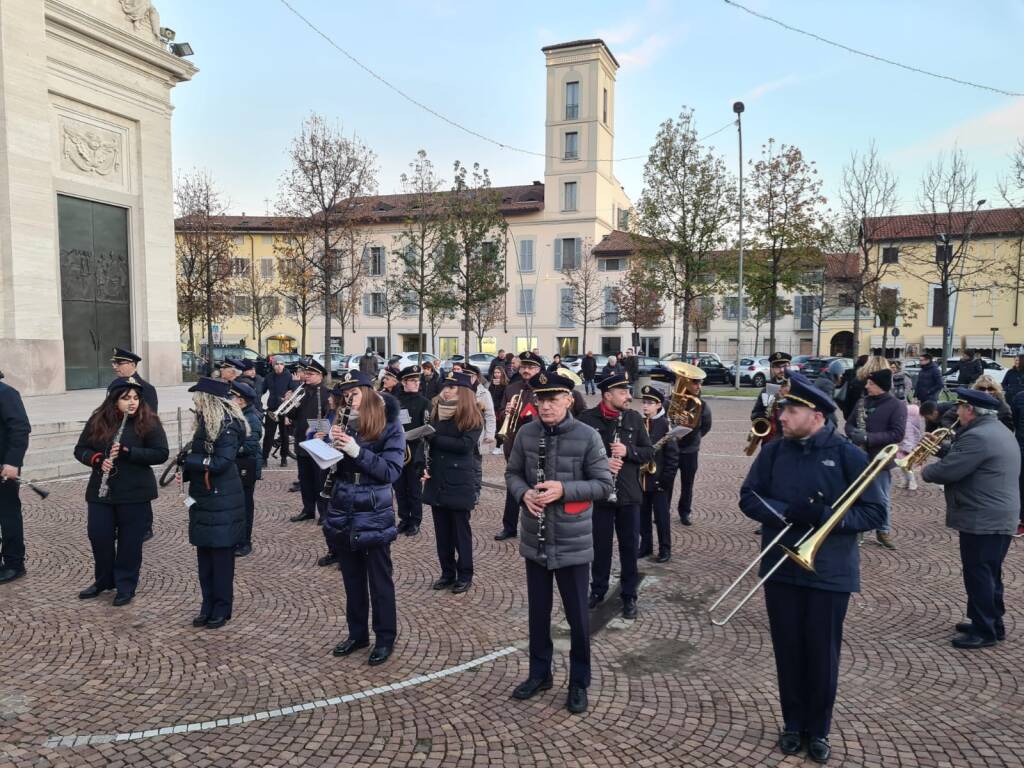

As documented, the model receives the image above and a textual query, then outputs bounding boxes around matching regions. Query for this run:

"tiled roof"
[864,207,1024,241]
[174,215,296,233]
[592,229,643,256]
[327,183,545,223]
[825,252,858,279]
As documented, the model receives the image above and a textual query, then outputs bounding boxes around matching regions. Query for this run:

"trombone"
[708,443,898,626]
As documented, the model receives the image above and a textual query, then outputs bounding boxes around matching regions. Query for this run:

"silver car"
[728,356,772,387]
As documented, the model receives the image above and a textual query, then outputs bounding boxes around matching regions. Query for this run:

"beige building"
[0,0,195,394]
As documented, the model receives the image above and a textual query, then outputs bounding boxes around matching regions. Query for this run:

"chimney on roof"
[532,180,541,186]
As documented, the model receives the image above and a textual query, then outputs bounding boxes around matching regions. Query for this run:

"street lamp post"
[991,327,999,361]
[733,101,745,391]
[943,198,987,371]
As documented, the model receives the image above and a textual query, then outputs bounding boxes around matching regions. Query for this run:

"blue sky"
[168,0,1024,217]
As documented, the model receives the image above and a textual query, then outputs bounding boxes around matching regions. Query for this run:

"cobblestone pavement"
[1,399,1022,767]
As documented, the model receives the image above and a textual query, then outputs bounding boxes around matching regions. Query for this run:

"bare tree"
[561,242,605,354]
[175,170,234,374]
[277,113,377,368]
[998,139,1024,329]
[372,255,411,358]
[634,107,736,354]
[611,259,664,344]
[469,296,505,353]
[425,291,457,356]
[275,226,320,354]
[235,235,280,353]
[870,285,922,357]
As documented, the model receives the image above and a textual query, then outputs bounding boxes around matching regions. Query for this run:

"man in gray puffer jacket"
[922,388,1021,649]
[505,371,612,715]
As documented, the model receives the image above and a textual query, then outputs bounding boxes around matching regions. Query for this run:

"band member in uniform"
[289,359,331,523]
[506,370,613,714]
[110,348,158,411]
[637,386,679,562]
[217,357,243,384]
[379,367,399,396]
[494,352,544,540]
[579,373,654,619]
[672,368,712,527]
[325,371,405,666]
[182,377,249,629]
[922,388,1021,648]
[0,371,31,585]
[750,352,789,443]
[231,381,263,557]
[262,357,299,466]
[395,365,432,536]
[423,372,482,593]
[311,383,346,568]
[74,376,168,604]
[739,373,885,763]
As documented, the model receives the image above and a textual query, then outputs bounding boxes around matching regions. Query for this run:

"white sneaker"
[908,478,918,491]
[491,447,503,455]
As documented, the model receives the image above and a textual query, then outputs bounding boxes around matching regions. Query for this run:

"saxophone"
[97,411,130,499]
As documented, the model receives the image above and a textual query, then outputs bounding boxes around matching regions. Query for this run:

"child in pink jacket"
[897,402,924,490]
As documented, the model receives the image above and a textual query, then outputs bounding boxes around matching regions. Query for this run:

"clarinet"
[607,412,623,503]
[97,411,130,499]
[535,436,548,563]
[320,405,352,499]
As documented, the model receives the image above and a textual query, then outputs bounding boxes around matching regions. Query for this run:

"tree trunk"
[680,294,692,354]
[300,312,307,354]
[852,296,862,359]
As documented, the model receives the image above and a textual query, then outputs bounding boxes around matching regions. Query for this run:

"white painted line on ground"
[41,646,519,749]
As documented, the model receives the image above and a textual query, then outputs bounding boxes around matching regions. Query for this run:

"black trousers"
[197,546,235,620]
[959,532,1011,641]
[432,506,473,581]
[1017,446,1024,523]
[395,462,424,527]
[676,452,699,520]
[501,489,519,535]
[526,559,590,688]
[87,501,149,596]
[764,581,850,739]
[0,481,24,570]
[297,454,327,518]
[591,501,640,600]
[237,457,258,545]
[639,489,671,556]
[262,415,285,461]
[336,537,397,647]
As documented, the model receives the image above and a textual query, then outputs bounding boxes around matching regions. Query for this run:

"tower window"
[564,182,578,212]
[564,132,578,160]
[603,88,608,124]
[565,81,579,120]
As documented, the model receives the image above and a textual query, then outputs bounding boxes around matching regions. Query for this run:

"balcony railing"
[602,311,619,327]
[565,105,579,120]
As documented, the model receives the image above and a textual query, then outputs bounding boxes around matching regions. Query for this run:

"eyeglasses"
[976,386,996,392]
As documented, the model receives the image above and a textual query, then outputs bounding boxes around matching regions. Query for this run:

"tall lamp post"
[733,100,745,391]
[942,198,987,371]
[991,327,1000,361]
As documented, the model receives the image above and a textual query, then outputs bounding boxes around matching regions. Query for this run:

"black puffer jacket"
[397,390,432,465]
[422,417,482,511]
[183,415,245,548]
[74,415,169,504]
[577,407,654,506]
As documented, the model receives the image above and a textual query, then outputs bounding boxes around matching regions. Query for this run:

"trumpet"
[895,421,957,471]
[270,386,305,421]
[744,417,773,456]
[497,391,523,440]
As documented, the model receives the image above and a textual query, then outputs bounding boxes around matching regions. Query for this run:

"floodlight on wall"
[159,27,176,42]
[170,42,194,57]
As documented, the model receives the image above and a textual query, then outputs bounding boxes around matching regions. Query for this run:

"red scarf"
[599,401,619,420]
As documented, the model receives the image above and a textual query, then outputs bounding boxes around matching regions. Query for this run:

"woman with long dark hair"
[489,365,508,455]
[324,371,405,665]
[423,372,483,594]
[182,377,249,629]
[74,377,168,605]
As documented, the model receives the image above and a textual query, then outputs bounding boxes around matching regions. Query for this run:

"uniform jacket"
[130,376,159,413]
[846,393,907,460]
[499,376,538,460]
[640,411,680,493]
[914,361,944,403]
[678,398,712,454]
[921,413,1020,535]
[422,417,482,511]
[0,381,30,468]
[505,415,613,569]
[290,382,331,447]
[324,393,406,551]
[740,424,887,593]
[74,415,169,504]
[397,390,432,465]
[183,415,245,548]
[577,406,654,506]
[751,377,787,421]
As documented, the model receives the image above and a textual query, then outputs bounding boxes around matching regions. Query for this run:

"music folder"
[299,439,344,470]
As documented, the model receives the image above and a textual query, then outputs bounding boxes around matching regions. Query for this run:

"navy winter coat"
[740,424,887,593]
[914,361,944,403]
[422,417,482,511]
[0,381,31,468]
[183,415,245,549]
[324,393,406,551]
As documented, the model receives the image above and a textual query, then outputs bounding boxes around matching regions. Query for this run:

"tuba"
[662,361,705,430]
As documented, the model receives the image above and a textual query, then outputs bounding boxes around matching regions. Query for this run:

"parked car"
[789,354,815,372]
[203,345,270,377]
[727,356,772,387]
[388,351,442,371]
[441,353,497,374]
[344,353,386,372]
[944,358,1006,386]
[268,352,304,367]
[661,351,724,365]
[312,352,345,376]
[181,351,205,373]
[653,353,732,385]
[800,357,853,381]
[565,354,608,375]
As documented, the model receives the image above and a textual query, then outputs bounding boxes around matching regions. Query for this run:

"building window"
[517,239,534,272]
[603,87,608,124]
[233,295,251,315]
[556,237,581,271]
[598,258,624,272]
[723,296,749,321]
[564,132,578,160]
[518,288,534,315]
[602,287,619,327]
[565,81,579,120]
[639,337,660,357]
[368,246,386,276]
[366,336,386,354]
[233,235,244,245]
[259,296,279,316]
[617,208,630,230]
[563,182,578,212]
[935,243,953,265]
[601,336,621,356]
[262,234,273,245]
[882,246,899,264]
[478,337,497,355]
[514,336,538,353]
[363,292,384,316]
[557,336,579,356]
[231,257,250,277]
[794,295,816,331]
[559,287,575,328]
[928,285,948,327]
[260,258,274,279]
[439,337,459,358]
[284,297,298,316]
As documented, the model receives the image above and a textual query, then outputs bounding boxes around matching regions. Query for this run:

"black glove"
[786,500,830,527]
[847,428,867,447]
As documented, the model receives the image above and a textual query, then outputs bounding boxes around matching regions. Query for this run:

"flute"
[98,411,129,499]
[320,405,352,499]
[607,412,623,503]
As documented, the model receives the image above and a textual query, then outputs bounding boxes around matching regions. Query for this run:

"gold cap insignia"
[538,374,548,384]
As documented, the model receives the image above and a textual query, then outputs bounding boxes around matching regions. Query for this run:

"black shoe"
[280,458,288,468]
[332,637,370,657]
[142,528,154,542]
[778,731,803,755]
[192,614,210,627]
[78,583,111,599]
[234,543,252,557]
[317,553,338,567]
[112,593,134,607]
[396,521,410,534]
[511,675,552,700]
[655,551,671,563]
[753,526,763,535]
[679,514,692,526]
[638,548,653,559]
[952,632,997,649]
[288,482,300,493]
[404,525,420,537]
[588,593,604,610]
[290,512,314,522]
[452,580,472,594]
[0,567,25,584]
[494,530,516,541]
[206,615,230,630]
[566,685,588,714]
[955,621,1006,641]
[807,737,831,763]
[622,597,637,620]
[368,645,393,666]
[432,577,456,590]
